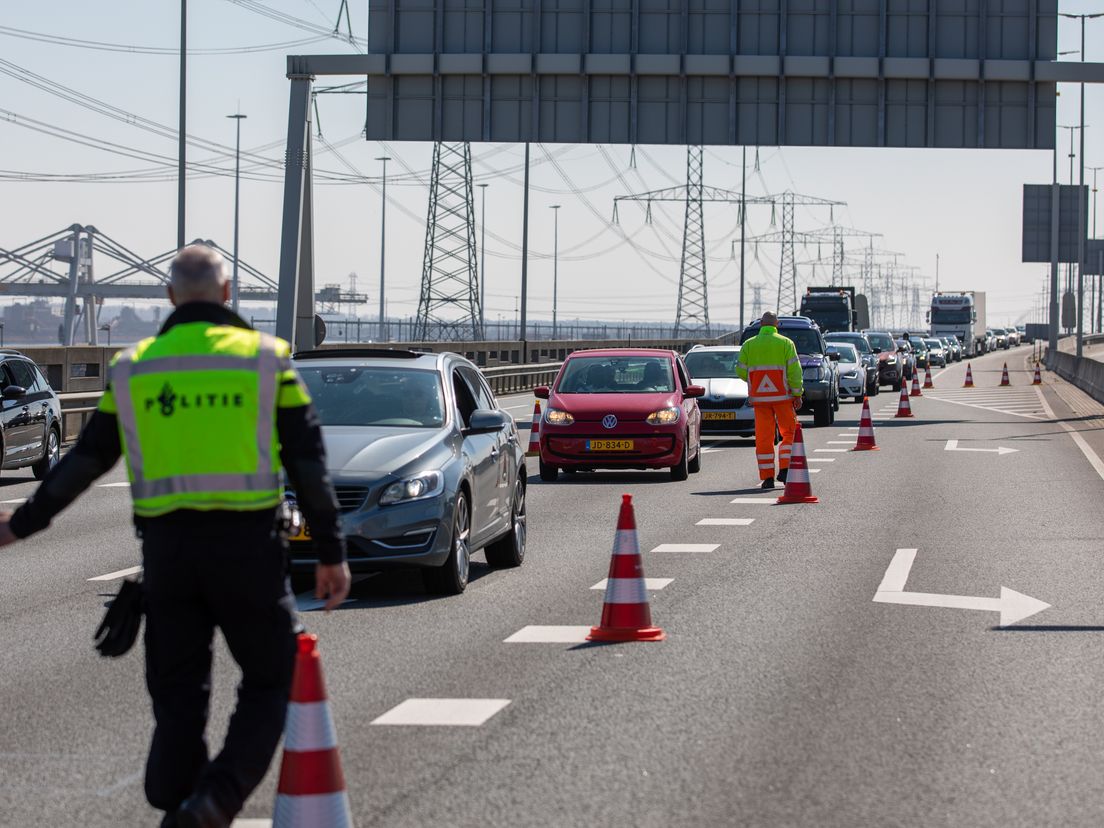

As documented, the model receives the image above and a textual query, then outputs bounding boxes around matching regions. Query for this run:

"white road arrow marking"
[873,548,1049,627]
[944,439,1018,455]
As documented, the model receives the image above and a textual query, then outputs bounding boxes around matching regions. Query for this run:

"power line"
[0,24,328,55]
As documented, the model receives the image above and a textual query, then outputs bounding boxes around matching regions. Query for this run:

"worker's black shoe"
[173,793,230,828]
[777,468,788,484]
[760,477,775,489]
[159,813,178,828]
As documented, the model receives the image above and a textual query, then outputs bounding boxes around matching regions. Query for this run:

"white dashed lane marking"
[807,458,835,463]
[87,565,142,582]
[827,441,853,444]
[696,518,754,526]
[98,482,130,488]
[591,578,673,591]
[730,497,777,504]
[652,543,719,553]
[371,699,510,726]
[504,626,592,643]
[0,498,26,505]
[814,449,848,453]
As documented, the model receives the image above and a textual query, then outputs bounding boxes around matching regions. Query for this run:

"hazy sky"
[1,0,1102,329]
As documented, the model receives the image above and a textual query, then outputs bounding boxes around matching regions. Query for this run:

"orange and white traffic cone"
[1032,362,1042,385]
[923,366,934,389]
[963,363,974,388]
[777,424,818,504]
[895,381,914,418]
[587,495,665,643]
[852,397,879,451]
[526,401,542,457]
[910,368,923,397]
[1000,363,1011,386]
[273,634,353,828]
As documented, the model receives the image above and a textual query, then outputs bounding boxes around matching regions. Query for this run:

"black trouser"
[140,512,298,818]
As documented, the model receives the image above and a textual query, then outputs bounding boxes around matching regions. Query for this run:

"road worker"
[736,311,804,489]
[0,245,350,828]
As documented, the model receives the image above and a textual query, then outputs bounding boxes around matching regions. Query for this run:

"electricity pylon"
[415,142,483,341]
[613,147,773,336]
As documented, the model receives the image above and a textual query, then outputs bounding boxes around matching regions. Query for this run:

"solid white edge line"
[1034,386,1104,482]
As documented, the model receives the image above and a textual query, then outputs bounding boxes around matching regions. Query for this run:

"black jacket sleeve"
[10,411,122,538]
[277,403,346,565]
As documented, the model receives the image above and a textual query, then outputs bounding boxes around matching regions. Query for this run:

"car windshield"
[866,332,896,351]
[297,365,445,428]
[685,350,740,379]
[801,304,851,329]
[557,355,674,394]
[825,334,872,354]
[910,339,928,352]
[826,345,858,364]
[925,339,942,349]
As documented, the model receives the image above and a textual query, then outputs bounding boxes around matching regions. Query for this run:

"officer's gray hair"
[761,311,779,327]
[170,245,228,303]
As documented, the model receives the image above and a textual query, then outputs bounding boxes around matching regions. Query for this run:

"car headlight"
[379,471,444,506]
[802,365,825,381]
[545,407,574,426]
[843,370,860,379]
[886,356,898,365]
[646,407,680,425]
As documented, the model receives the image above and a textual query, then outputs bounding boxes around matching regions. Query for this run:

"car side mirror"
[827,352,841,361]
[684,385,705,398]
[533,385,550,400]
[465,408,510,436]
[2,385,26,400]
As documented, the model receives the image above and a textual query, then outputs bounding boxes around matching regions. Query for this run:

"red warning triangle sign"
[755,374,780,395]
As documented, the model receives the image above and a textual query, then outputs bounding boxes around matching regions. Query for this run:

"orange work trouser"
[753,399,797,480]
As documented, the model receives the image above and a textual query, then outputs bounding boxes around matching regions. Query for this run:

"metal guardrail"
[56,362,566,444]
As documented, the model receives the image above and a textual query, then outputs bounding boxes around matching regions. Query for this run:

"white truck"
[928,291,987,357]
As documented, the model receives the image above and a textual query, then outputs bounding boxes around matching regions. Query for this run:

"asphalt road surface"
[2,346,1104,827]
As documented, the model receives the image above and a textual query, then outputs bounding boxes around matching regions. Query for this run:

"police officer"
[736,311,804,489]
[0,246,350,828]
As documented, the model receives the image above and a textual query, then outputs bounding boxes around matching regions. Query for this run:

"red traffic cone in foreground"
[910,368,923,397]
[274,634,353,828]
[923,366,934,389]
[526,401,542,456]
[963,363,974,387]
[852,397,879,451]
[587,495,665,643]
[1032,362,1042,385]
[895,381,914,418]
[777,424,818,504]
[1000,363,1011,386]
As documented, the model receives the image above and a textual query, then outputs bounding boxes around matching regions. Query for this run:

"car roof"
[826,342,858,352]
[824,331,865,338]
[293,348,454,371]
[746,315,818,330]
[564,348,677,358]
[685,345,739,352]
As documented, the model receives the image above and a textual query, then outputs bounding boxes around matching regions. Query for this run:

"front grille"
[698,397,746,410]
[334,485,370,513]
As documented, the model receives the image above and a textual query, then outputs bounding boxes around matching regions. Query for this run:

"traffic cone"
[910,369,923,397]
[852,397,879,451]
[923,366,934,389]
[963,363,974,387]
[777,424,818,504]
[895,381,914,418]
[273,634,353,828]
[526,401,542,456]
[1000,363,1011,386]
[587,495,665,643]
[1032,362,1042,385]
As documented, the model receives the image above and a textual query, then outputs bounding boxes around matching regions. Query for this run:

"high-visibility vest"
[737,327,804,404]
[98,322,308,518]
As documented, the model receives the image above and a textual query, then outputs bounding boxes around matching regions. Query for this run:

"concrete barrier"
[1048,333,1104,404]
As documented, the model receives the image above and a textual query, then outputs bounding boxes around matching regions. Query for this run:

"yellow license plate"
[586,439,635,451]
[702,411,737,421]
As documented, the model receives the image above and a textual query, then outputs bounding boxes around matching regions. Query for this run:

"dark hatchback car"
[286,349,527,595]
[0,350,62,479]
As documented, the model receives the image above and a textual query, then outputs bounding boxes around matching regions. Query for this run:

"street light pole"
[1090,165,1103,333]
[375,156,391,341]
[550,205,560,340]
[478,183,488,336]
[177,0,187,249]
[227,112,247,313]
